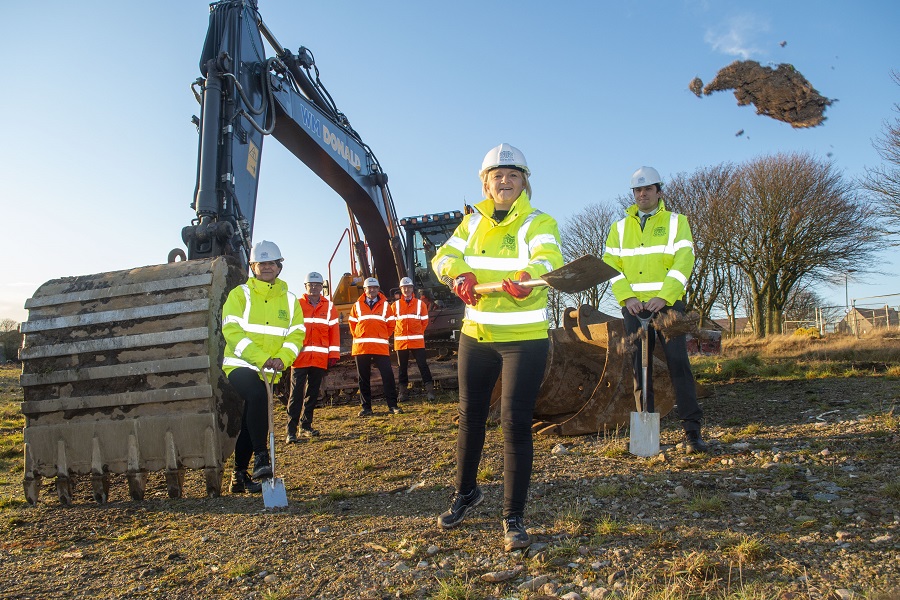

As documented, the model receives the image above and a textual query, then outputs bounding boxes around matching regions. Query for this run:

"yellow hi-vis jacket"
[432,191,563,342]
[602,200,695,306]
[222,277,306,384]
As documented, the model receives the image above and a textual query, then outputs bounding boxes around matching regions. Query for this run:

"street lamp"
[845,269,857,310]
[845,269,857,335]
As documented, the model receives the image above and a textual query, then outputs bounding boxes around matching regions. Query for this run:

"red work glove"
[327,357,339,368]
[453,272,480,306]
[502,271,532,299]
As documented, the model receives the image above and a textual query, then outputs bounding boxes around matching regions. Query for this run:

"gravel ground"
[0,367,898,600]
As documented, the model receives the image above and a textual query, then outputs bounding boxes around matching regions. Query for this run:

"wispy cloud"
[704,14,770,60]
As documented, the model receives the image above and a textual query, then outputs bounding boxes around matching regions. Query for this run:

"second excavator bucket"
[490,304,676,436]
[19,257,246,505]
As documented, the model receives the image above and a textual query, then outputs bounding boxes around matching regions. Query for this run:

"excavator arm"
[183,0,405,291]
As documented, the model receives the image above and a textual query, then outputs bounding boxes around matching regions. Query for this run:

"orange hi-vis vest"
[392,296,429,350]
[349,292,394,356]
[292,294,340,369]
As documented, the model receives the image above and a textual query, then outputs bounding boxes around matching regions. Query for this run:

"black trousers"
[397,348,433,387]
[287,366,325,430]
[227,367,270,471]
[622,301,703,432]
[456,333,549,518]
[355,354,398,409]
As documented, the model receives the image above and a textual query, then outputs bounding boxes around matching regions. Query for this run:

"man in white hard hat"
[602,167,709,454]
[348,277,400,416]
[286,271,340,442]
[392,277,435,401]
[222,241,306,493]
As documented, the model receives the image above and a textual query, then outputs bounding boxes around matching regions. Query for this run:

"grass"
[721,534,768,564]
[553,501,588,535]
[594,514,626,536]
[431,576,482,600]
[881,481,900,500]
[737,423,762,436]
[686,494,725,514]
[226,561,257,579]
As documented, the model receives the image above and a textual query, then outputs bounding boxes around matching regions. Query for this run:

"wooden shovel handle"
[473,278,548,295]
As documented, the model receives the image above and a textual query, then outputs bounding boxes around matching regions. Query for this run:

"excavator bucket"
[488,304,676,436]
[19,257,246,505]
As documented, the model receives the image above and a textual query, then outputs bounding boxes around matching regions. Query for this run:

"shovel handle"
[473,277,548,295]
[263,369,276,475]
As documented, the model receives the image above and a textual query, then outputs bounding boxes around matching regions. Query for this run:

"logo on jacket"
[652,226,666,237]
[501,234,516,251]
[278,309,289,321]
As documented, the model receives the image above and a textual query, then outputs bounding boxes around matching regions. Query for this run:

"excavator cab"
[399,211,465,340]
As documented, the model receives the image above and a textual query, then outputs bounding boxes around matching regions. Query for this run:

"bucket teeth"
[204,467,223,498]
[56,475,74,505]
[164,431,184,498]
[91,473,110,504]
[90,437,109,504]
[127,472,147,501]
[166,470,185,499]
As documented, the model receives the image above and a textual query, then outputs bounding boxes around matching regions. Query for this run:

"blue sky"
[1,1,898,324]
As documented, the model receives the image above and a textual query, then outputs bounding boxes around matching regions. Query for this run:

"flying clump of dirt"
[690,60,833,128]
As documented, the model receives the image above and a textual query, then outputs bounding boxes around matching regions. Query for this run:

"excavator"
[18,0,676,505]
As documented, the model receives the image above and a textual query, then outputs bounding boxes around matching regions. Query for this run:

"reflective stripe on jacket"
[349,293,394,356]
[431,191,563,342]
[292,295,340,369]
[392,296,429,350]
[222,277,305,383]
[602,200,695,305]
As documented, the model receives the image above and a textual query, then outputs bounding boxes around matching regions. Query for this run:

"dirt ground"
[0,365,898,600]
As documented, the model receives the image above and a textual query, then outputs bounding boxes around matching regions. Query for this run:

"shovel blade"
[261,477,288,508]
[543,255,619,294]
[628,411,660,457]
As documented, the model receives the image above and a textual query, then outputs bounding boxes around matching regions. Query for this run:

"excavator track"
[19,257,245,505]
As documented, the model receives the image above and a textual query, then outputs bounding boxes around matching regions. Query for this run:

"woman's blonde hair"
[481,168,532,202]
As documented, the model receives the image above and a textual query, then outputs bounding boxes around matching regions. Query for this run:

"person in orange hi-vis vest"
[349,277,400,416]
[393,277,435,402]
[286,271,340,442]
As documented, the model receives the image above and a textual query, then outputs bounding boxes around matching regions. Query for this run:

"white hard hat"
[305,271,324,284]
[480,143,530,177]
[631,166,662,189]
[399,277,414,287]
[363,277,380,288]
[249,240,283,263]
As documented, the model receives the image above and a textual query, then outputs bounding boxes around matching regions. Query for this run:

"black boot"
[502,515,531,552]
[286,420,298,444]
[251,452,273,480]
[684,430,709,454]
[437,487,483,529]
[229,470,262,494]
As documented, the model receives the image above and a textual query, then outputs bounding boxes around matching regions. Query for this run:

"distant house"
[837,306,899,335]
[711,317,751,336]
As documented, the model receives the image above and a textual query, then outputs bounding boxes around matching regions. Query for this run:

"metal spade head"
[542,255,620,294]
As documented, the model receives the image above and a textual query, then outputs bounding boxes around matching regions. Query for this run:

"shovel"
[473,254,619,295]
[629,310,660,457]
[261,370,288,508]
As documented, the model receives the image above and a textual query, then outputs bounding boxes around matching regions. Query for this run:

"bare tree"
[860,70,900,242]
[666,164,739,327]
[714,264,751,336]
[0,318,21,363]
[559,202,618,308]
[709,153,880,337]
